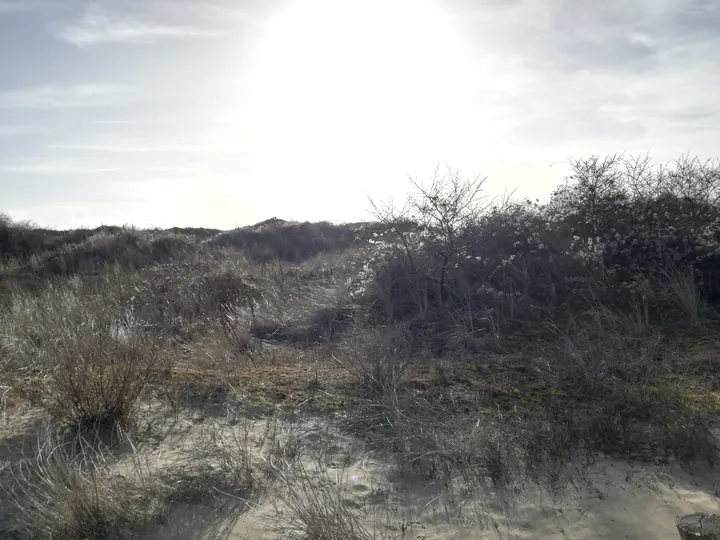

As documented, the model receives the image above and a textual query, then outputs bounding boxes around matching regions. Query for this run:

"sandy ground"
[3,405,719,540]
[141,416,720,540]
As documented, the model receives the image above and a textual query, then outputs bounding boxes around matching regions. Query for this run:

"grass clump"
[173,423,258,501]
[4,429,167,540]
[0,280,161,431]
[45,321,160,431]
[337,325,416,399]
[275,462,372,540]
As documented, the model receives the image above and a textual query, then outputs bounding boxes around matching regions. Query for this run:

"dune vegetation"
[1,154,720,539]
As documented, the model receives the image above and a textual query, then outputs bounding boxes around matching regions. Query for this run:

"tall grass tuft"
[5,428,167,539]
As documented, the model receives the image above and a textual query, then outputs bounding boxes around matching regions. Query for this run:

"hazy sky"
[1,0,719,229]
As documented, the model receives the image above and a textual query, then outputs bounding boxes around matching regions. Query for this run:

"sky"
[1,0,719,229]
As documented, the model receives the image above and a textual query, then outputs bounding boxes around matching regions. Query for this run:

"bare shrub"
[364,168,489,326]
[552,155,720,302]
[359,169,607,350]
[0,282,161,429]
[46,315,160,430]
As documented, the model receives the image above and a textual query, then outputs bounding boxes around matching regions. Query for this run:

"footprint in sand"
[325,444,341,456]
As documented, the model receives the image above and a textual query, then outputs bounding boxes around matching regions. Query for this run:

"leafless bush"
[0,282,161,429]
[45,315,161,430]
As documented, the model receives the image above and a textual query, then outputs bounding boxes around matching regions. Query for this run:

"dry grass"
[275,462,373,540]
[4,427,167,539]
[1,155,720,538]
[660,264,708,325]
[0,281,162,430]
[1,420,265,539]
[171,422,258,502]
[46,330,161,431]
[336,325,416,399]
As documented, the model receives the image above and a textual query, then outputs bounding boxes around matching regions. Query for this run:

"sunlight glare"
[238,0,476,188]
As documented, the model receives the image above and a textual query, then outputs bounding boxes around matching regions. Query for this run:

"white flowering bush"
[355,156,720,352]
[549,155,720,304]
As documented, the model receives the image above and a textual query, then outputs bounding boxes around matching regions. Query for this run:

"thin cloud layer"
[0,84,134,109]
[1,0,719,228]
[0,160,186,175]
[49,3,223,46]
[0,125,36,136]
[0,1,58,12]
[449,0,720,158]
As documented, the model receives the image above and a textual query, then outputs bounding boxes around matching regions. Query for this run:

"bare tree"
[369,166,489,302]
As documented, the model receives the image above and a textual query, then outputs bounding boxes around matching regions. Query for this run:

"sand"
[3,407,719,540]
[139,416,720,540]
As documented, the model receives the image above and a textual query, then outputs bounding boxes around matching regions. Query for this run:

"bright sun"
[239,0,476,185]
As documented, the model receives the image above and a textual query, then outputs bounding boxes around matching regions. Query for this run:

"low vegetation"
[1,153,719,538]
[4,428,167,539]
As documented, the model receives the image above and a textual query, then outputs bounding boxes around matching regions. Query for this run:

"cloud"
[0,1,29,11]
[0,84,134,109]
[49,3,223,46]
[453,0,719,76]
[106,176,239,200]
[0,161,182,175]
[48,142,234,153]
[141,0,272,27]
[0,163,125,175]
[444,0,720,157]
[670,0,720,40]
[4,0,719,230]
[0,125,36,136]
[0,0,60,12]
